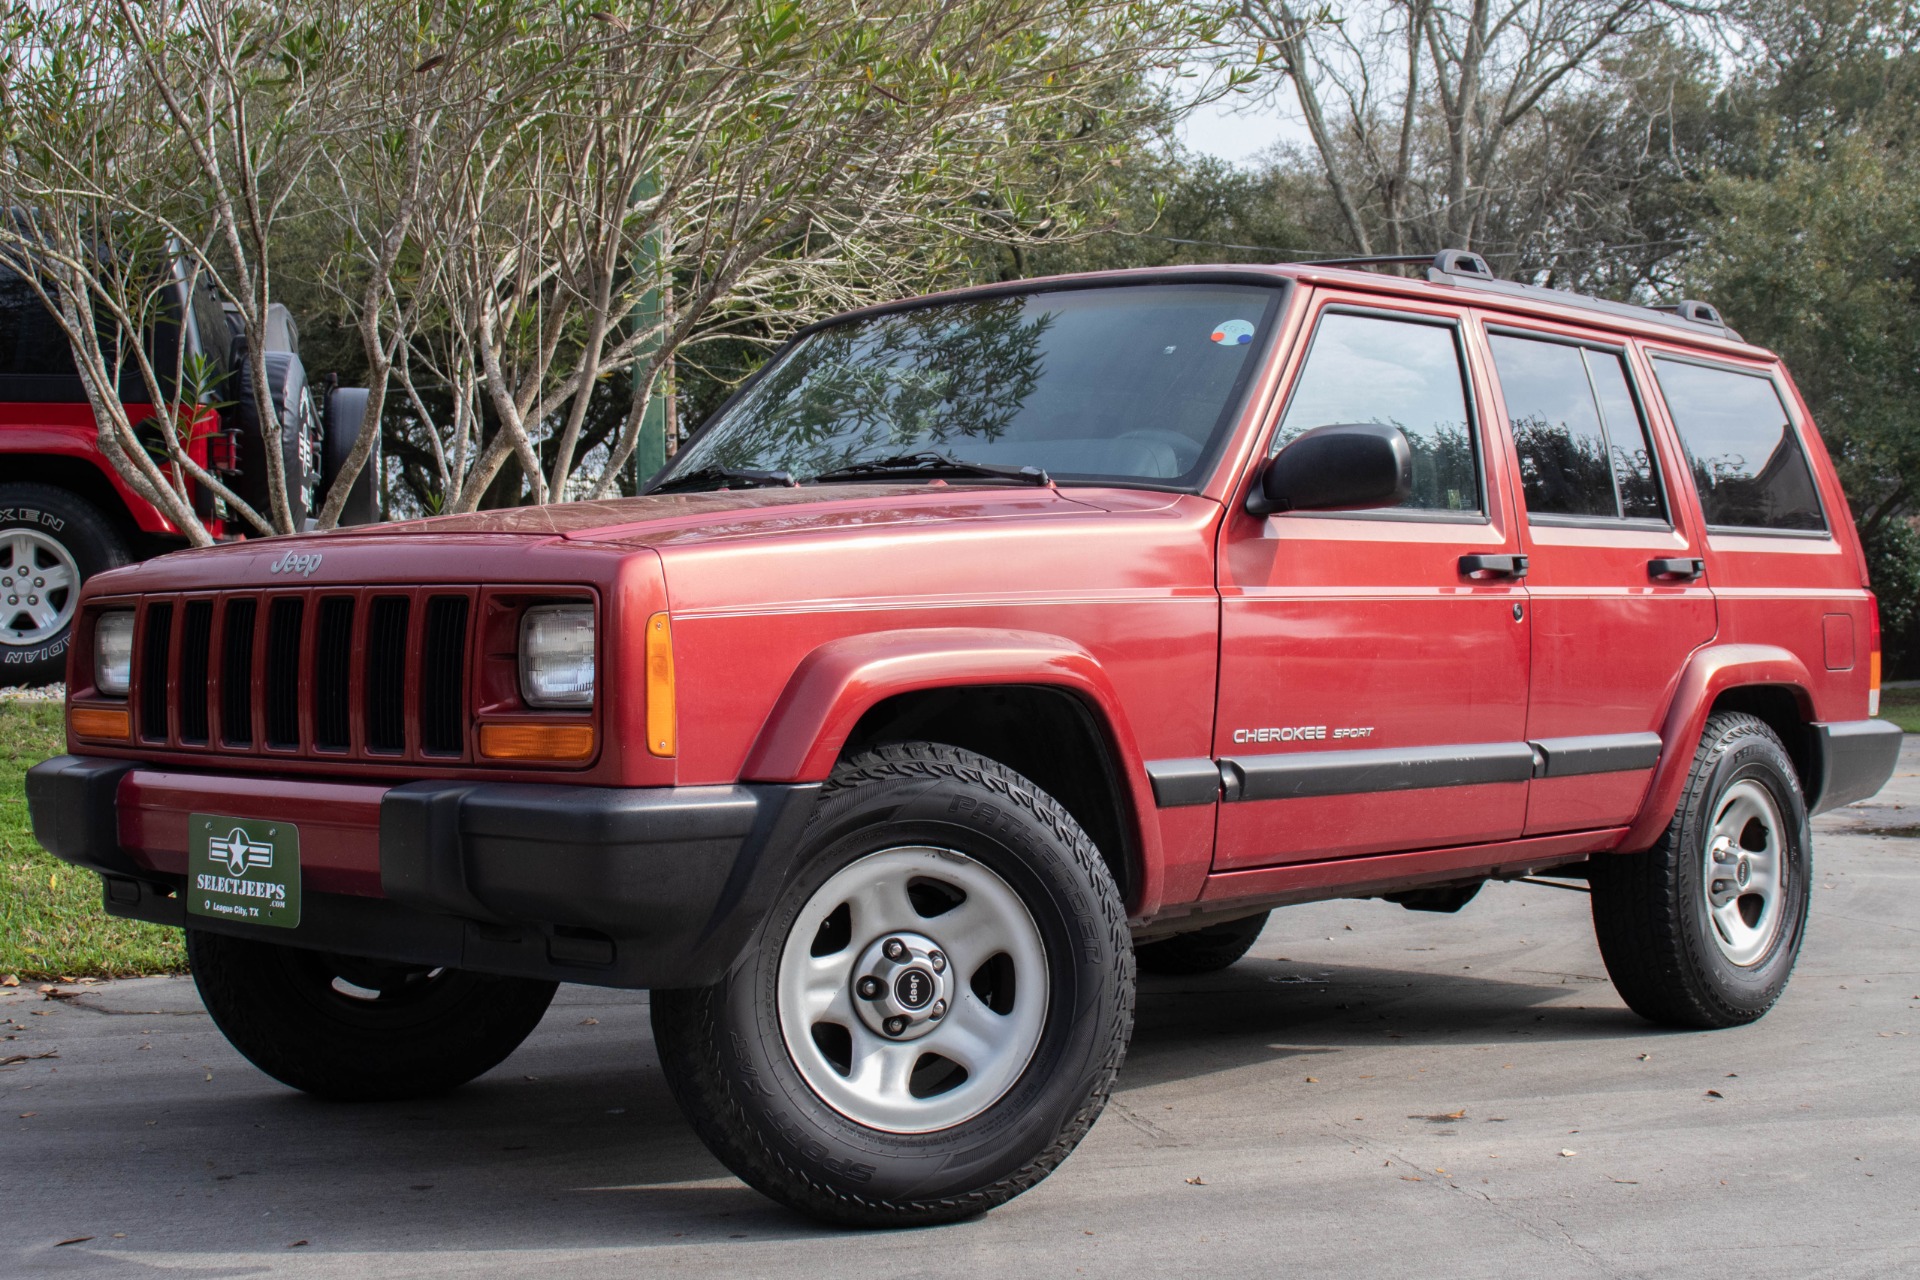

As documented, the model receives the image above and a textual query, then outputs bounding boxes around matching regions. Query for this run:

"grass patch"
[1880,686,1920,735]
[0,702,183,979]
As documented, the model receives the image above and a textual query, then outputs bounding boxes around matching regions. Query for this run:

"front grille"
[130,587,477,764]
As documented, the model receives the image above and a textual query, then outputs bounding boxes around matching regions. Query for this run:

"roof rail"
[1304,247,1743,343]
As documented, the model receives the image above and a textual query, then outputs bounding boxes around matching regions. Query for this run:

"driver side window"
[1274,310,1482,514]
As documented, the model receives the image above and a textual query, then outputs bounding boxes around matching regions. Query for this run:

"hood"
[316,483,1150,549]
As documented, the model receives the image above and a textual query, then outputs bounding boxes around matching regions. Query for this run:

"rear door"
[1213,293,1533,870]
[1475,318,1717,834]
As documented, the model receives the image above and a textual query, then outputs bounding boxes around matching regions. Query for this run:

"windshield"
[666,283,1283,489]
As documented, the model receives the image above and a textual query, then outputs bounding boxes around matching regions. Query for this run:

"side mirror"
[1247,422,1413,516]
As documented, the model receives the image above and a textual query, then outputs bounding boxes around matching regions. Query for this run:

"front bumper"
[25,755,819,988]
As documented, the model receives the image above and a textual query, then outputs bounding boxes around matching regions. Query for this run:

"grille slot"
[219,599,257,746]
[178,601,214,744]
[264,597,303,749]
[420,596,469,756]
[138,603,172,742]
[364,596,410,754]
[313,596,354,751]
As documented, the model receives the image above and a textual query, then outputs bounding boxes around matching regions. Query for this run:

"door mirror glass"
[1249,422,1413,515]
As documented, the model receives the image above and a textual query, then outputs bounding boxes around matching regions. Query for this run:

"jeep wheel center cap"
[851,930,951,1041]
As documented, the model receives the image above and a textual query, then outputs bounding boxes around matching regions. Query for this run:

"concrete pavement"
[4,742,1917,1278]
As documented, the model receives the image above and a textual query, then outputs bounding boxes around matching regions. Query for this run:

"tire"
[321,387,380,526]
[186,929,557,1101]
[1134,910,1270,975]
[234,351,321,527]
[0,483,129,687]
[1589,712,1812,1029]
[651,741,1134,1228]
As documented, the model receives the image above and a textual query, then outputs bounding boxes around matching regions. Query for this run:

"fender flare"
[739,627,1165,912]
[1621,643,1815,852]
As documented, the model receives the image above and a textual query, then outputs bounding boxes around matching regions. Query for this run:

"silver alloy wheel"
[1703,779,1787,967]
[777,845,1048,1134]
[0,529,79,647]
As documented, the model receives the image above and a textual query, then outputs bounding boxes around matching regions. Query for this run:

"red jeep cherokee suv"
[27,252,1901,1226]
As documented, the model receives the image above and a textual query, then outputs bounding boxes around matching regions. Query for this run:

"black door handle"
[1648,557,1704,582]
[1459,554,1528,579]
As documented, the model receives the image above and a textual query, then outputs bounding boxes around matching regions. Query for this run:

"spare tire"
[232,350,321,529]
[321,386,380,526]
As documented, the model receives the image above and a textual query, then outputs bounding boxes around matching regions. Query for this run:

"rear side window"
[1651,357,1824,532]
[1275,311,1480,514]
[0,268,81,389]
[1489,335,1665,521]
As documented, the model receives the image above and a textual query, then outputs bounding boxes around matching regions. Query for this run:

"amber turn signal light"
[478,722,595,762]
[70,705,131,741]
[646,611,676,758]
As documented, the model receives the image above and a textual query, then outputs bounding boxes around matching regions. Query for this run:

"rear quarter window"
[1650,356,1825,532]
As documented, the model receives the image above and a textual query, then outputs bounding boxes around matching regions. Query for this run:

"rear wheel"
[0,483,129,687]
[651,742,1134,1227]
[1134,911,1270,975]
[187,929,557,1101]
[1589,713,1811,1029]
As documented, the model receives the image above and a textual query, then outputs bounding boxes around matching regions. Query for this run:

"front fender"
[1621,644,1815,852]
[738,627,1166,912]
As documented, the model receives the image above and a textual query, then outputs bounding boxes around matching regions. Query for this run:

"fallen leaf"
[18,1112,36,1118]
[288,1240,309,1249]
[0,974,17,987]
[1304,1077,1318,1083]
[1606,1176,1639,1185]
[1185,1176,1207,1186]
[0,1051,57,1066]
[1400,1175,1423,1182]
[36,986,77,1001]
[1725,1073,1738,1078]
[1705,1089,1723,1098]
[1637,1053,1650,1062]
[1559,1149,1577,1157]
[580,1018,599,1026]
[54,1236,92,1247]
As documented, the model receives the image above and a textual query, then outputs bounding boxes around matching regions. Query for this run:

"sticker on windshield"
[1210,319,1255,346]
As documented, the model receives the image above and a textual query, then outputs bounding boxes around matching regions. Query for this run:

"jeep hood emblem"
[268,550,322,578]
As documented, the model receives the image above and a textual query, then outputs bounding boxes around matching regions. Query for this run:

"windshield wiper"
[810,451,1051,486]
[651,465,798,493]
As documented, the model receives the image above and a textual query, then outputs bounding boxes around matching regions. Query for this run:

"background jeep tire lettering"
[0,482,129,686]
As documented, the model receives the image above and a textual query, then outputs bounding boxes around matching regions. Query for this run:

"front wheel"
[187,930,557,1101]
[1589,712,1812,1029]
[651,742,1134,1227]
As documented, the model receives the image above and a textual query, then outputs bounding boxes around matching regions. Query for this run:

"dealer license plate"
[186,814,302,929]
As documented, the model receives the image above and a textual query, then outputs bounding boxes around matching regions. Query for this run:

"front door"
[1476,318,1718,835]
[1214,296,1533,870]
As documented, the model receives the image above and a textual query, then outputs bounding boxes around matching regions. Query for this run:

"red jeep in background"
[0,261,375,684]
[26,251,1902,1227]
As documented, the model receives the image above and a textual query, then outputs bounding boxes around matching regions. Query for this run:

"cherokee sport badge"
[187,814,301,929]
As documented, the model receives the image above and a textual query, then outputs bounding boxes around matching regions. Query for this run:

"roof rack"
[1306,249,1742,342]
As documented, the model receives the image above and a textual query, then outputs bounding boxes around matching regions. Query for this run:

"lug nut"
[856,976,884,1000]
[883,1015,909,1036]
[882,937,908,961]
[929,1000,947,1021]
[927,949,946,972]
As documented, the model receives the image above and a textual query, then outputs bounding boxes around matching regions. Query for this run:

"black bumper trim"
[26,755,820,989]
[1809,718,1903,815]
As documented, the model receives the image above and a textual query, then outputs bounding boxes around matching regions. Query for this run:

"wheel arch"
[739,628,1161,913]
[0,452,152,545]
[1623,644,1816,852]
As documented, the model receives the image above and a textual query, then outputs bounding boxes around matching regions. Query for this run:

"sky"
[1173,88,1312,165]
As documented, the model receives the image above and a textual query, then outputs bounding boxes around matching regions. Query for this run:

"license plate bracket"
[186,814,302,929]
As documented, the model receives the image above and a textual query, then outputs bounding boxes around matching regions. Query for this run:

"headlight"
[518,604,595,708]
[94,610,135,697]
